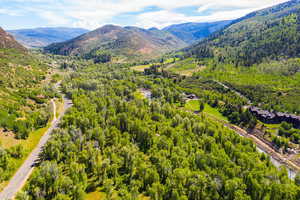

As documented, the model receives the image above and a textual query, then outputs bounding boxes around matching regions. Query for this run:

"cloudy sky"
[0,0,289,30]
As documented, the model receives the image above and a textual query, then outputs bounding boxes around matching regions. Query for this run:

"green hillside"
[0,28,55,140]
[0,48,53,139]
[196,59,300,114]
[171,0,300,115]
[188,0,300,66]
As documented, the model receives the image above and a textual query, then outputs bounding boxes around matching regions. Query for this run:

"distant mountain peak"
[8,27,89,48]
[148,27,160,31]
[96,24,122,30]
[163,20,232,44]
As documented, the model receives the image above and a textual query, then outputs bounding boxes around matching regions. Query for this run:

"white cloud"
[63,0,289,29]
[0,8,22,16]
[135,0,289,29]
[1,0,290,29]
[135,8,258,29]
[195,0,289,13]
[38,11,70,26]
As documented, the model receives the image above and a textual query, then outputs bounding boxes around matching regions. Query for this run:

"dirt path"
[213,80,252,105]
[52,99,57,121]
[164,63,176,70]
[0,87,72,200]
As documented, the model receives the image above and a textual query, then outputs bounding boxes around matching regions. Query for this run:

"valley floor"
[134,61,300,177]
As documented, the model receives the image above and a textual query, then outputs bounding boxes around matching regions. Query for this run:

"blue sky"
[0,0,289,30]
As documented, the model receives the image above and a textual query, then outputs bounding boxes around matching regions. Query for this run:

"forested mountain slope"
[0,28,55,138]
[8,27,89,48]
[0,29,52,139]
[187,0,300,66]
[44,25,187,61]
[163,20,231,44]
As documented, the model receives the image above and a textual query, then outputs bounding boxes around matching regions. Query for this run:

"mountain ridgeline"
[187,0,300,66]
[163,20,232,44]
[44,25,187,61]
[8,27,89,48]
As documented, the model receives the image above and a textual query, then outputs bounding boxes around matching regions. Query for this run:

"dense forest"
[17,63,300,200]
[191,59,300,114]
[140,59,300,152]
[188,1,300,66]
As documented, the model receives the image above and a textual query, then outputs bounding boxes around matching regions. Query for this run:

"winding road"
[0,87,72,200]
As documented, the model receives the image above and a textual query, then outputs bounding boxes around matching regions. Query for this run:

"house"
[249,106,300,128]
[186,94,197,100]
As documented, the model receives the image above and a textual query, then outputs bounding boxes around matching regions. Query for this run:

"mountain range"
[8,27,88,48]
[162,20,232,44]
[4,22,232,60]
[43,21,232,61]
[44,25,187,61]
[3,0,300,64]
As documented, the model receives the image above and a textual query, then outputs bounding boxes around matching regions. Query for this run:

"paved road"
[0,95,72,200]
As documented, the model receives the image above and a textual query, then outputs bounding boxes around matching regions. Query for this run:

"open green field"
[131,57,179,72]
[185,100,228,122]
[165,58,205,76]
[131,64,152,72]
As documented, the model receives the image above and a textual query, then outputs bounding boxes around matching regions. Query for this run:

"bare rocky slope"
[0,27,26,51]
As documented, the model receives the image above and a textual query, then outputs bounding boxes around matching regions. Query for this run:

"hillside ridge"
[0,27,26,51]
[186,0,300,66]
[44,24,187,61]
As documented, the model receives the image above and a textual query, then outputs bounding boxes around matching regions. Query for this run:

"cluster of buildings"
[249,106,300,128]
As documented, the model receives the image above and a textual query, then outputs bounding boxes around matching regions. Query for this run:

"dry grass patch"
[131,64,151,72]
[0,129,21,149]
